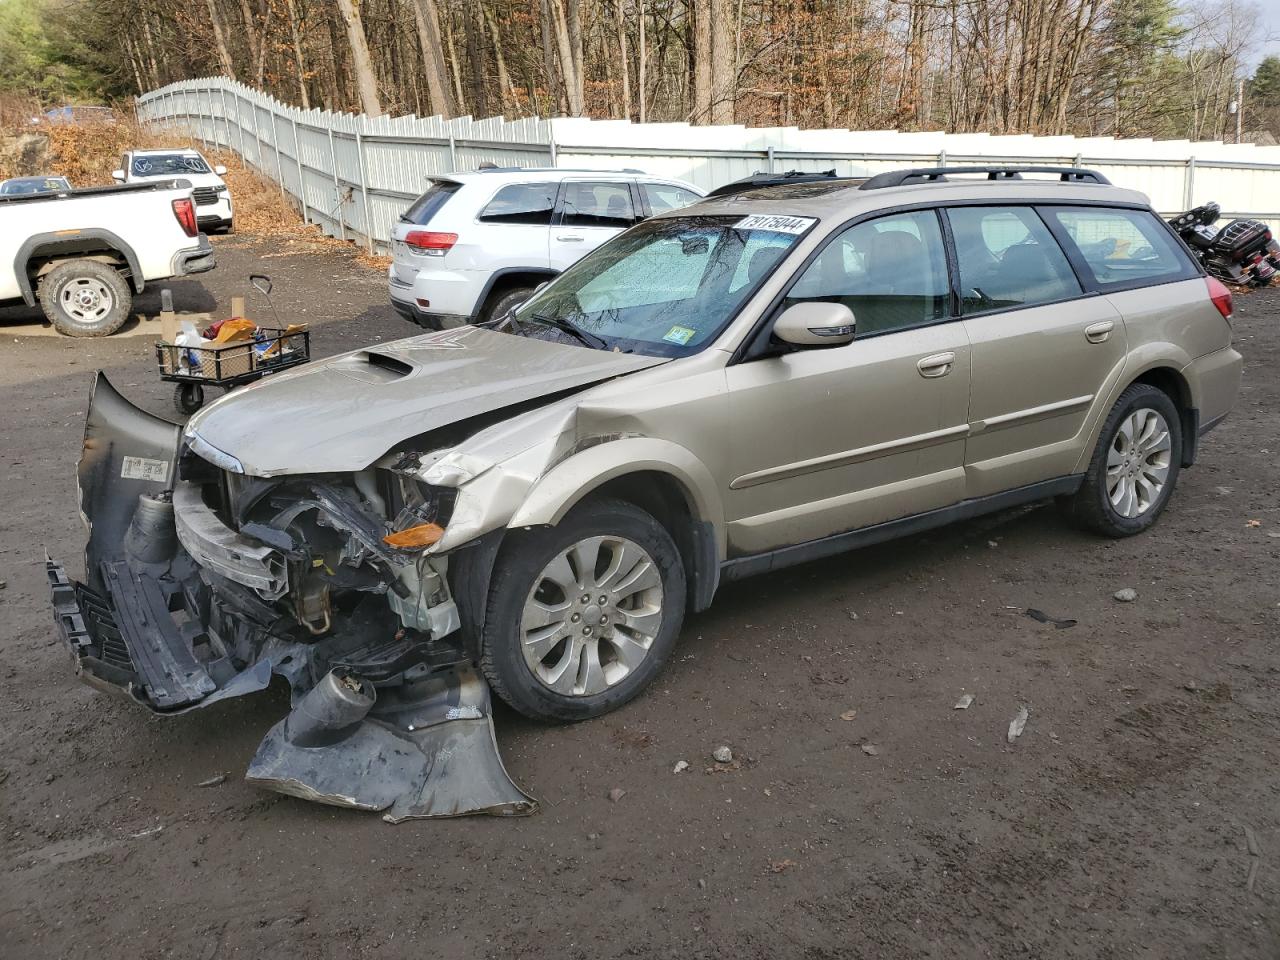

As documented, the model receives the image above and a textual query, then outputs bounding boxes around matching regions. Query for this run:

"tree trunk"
[410,0,454,116]
[204,0,237,78]
[237,0,261,81]
[709,0,734,123]
[333,0,383,115]
[286,0,310,109]
[464,0,488,116]
[615,0,631,119]
[692,0,711,121]
[482,3,516,116]
[552,0,585,115]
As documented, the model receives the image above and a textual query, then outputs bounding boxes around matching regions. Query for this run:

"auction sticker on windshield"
[733,214,816,234]
[662,325,696,345]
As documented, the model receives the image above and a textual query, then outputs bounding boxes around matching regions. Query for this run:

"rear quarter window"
[1045,206,1197,288]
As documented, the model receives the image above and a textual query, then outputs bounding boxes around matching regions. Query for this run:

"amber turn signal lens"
[382,523,445,548]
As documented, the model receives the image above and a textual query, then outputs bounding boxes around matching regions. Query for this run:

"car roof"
[664,169,1150,223]
[131,147,204,156]
[2,176,68,184]
[442,168,690,185]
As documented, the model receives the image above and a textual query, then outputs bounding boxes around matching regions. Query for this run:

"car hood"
[185,326,667,476]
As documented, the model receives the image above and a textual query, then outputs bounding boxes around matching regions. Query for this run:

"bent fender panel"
[79,373,182,592]
[508,437,727,559]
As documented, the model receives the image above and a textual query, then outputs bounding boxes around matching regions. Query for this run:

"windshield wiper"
[529,313,608,350]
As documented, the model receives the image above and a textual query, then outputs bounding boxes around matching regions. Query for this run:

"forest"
[3,0,1280,142]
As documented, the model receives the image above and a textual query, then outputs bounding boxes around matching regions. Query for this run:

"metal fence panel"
[138,77,1280,253]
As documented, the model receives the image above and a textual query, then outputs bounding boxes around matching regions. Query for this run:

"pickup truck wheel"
[39,260,131,337]
[480,498,686,721]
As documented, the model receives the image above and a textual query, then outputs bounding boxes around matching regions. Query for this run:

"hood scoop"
[332,350,416,384]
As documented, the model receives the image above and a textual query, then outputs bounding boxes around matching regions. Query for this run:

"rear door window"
[946,206,1081,314]
[560,182,636,228]
[478,182,557,225]
[642,182,702,215]
[1045,206,1197,288]
[401,180,461,225]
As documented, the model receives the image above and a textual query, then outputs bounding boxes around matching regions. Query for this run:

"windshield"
[131,154,211,177]
[512,214,813,357]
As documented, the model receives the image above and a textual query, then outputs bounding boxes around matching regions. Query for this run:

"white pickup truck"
[0,179,215,336]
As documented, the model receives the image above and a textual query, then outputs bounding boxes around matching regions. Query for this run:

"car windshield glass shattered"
[512,214,814,357]
[131,154,211,176]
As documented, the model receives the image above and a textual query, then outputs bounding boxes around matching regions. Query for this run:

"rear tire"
[481,286,536,326]
[1061,384,1182,537]
[39,259,132,337]
[480,498,686,722]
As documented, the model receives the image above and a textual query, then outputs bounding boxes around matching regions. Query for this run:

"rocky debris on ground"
[954,693,975,710]
[672,760,689,774]
[712,746,733,763]
[861,743,879,756]
[1114,588,1138,602]
[1008,705,1030,743]
[607,787,626,803]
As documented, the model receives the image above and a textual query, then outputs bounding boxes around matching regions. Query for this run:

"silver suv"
[52,166,1242,818]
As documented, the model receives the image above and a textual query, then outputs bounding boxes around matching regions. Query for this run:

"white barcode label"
[121,456,170,483]
[734,214,816,234]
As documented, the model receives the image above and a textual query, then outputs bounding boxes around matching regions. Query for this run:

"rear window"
[642,182,701,214]
[1045,207,1196,288]
[478,182,557,225]
[400,180,461,225]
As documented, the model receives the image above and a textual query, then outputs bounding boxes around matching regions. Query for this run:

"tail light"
[404,230,457,257]
[172,197,198,237]
[1206,276,1233,320]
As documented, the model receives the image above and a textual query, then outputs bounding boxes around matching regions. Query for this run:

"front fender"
[509,437,727,559]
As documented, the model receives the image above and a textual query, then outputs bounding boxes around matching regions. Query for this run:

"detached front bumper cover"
[51,372,536,820]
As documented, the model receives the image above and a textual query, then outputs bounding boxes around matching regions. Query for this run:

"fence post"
[271,109,286,201]
[548,123,557,167]
[292,117,309,225]
[766,145,775,174]
[355,129,376,253]
[1184,157,1196,209]
[250,97,266,173]
[448,131,458,171]
[327,125,347,241]
[233,92,248,166]
[938,149,947,168]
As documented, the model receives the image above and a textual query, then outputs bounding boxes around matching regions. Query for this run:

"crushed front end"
[49,373,534,821]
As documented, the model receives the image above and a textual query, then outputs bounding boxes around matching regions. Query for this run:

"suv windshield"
[131,154,211,177]
[513,214,812,357]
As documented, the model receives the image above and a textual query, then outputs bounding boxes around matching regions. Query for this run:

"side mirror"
[772,301,856,347]
[111,169,125,182]
[214,164,228,176]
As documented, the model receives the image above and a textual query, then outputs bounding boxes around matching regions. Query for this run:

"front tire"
[1062,384,1182,537]
[39,259,132,337]
[480,498,686,721]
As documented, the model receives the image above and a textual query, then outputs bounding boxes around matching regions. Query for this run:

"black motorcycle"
[1168,202,1280,287]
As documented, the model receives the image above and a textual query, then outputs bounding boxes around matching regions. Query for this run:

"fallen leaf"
[861,743,879,756]
[1007,705,1029,743]
[954,694,975,710]
[1246,519,1262,528]
[768,859,797,874]
[839,709,858,721]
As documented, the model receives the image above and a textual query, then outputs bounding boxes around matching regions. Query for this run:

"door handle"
[917,352,955,378]
[556,234,584,242]
[1085,320,1114,343]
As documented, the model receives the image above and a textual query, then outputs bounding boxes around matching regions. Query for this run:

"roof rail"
[706,169,854,198]
[471,165,648,174]
[858,166,1111,190]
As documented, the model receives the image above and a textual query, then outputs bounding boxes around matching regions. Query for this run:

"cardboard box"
[198,341,254,379]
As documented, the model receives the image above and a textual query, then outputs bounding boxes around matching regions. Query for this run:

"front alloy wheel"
[481,498,686,721]
[521,535,665,697]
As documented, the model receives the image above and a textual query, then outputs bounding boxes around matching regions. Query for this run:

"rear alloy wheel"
[481,286,535,326]
[1062,384,1182,537]
[39,259,132,337]
[481,498,685,721]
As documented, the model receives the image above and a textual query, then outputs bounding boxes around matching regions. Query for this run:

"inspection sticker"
[121,456,170,483]
[662,325,697,345]
[733,214,816,234]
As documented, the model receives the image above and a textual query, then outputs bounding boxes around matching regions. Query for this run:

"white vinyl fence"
[138,77,1280,255]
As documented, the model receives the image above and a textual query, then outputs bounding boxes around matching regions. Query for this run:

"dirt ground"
[1,236,1277,960]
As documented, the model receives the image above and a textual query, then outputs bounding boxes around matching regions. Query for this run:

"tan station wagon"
[52,166,1242,819]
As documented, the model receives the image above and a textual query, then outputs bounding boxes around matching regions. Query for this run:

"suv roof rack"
[470,164,647,174]
[706,169,856,198]
[859,165,1111,190]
